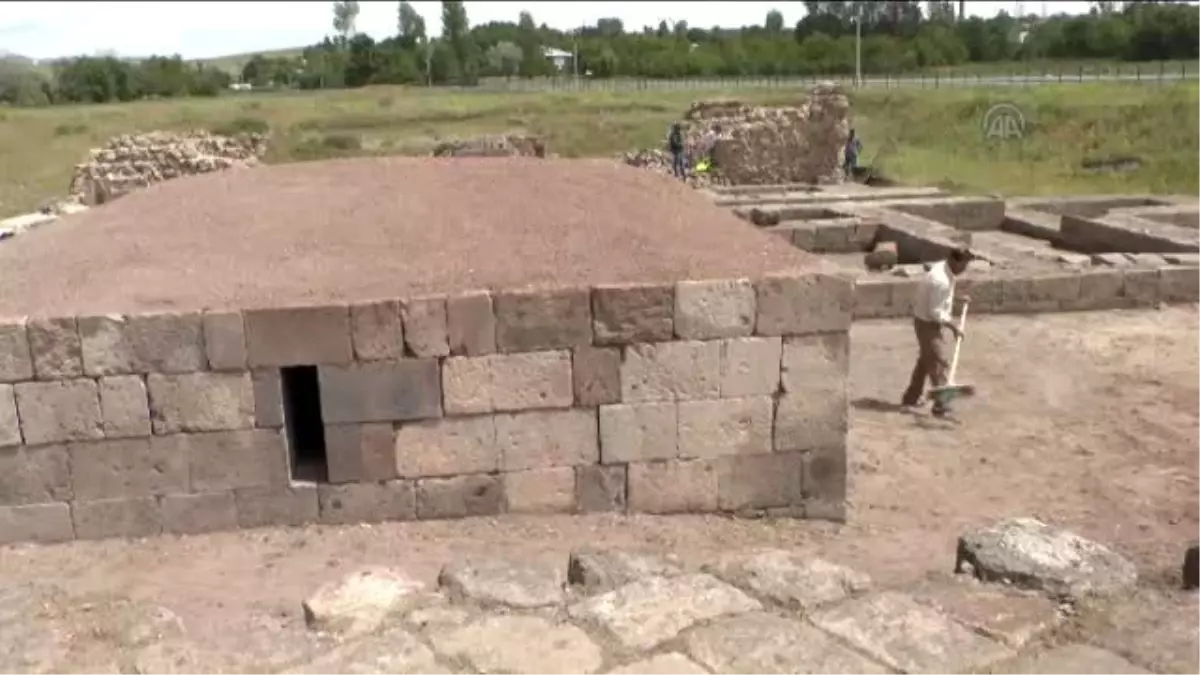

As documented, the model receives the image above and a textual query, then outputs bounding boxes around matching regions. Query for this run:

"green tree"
[397,1,427,48]
[765,10,785,33]
[441,1,478,83]
[515,11,548,77]
[485,41,523,77]
[333,1,361,43]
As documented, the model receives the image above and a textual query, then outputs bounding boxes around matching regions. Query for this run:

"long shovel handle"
[946,300,969,384]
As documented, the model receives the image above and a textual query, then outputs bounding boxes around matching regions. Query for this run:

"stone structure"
[622,83,851,186]
[431,134,547,158]
[67,131,269,206]
[707,184,1200,320]
[0,157,852,545]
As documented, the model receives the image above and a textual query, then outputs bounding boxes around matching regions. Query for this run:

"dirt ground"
[0,306,1196,671]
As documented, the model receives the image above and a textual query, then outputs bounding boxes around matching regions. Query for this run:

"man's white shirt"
[913,260,954,324]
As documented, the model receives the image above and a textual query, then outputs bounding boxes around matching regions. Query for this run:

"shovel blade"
[930,384,976,405]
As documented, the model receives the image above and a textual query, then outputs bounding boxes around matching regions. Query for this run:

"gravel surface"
[0,157,816,316]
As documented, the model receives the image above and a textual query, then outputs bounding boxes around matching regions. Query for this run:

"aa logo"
[982,103,1026,141]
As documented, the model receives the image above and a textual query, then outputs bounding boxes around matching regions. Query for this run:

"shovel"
[930,300,976,406]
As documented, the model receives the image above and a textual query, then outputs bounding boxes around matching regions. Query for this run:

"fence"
[467,61,1198,93]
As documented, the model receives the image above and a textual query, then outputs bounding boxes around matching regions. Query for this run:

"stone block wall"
[0,271,854,545]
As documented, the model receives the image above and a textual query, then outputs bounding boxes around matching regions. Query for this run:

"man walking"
[667,123,686,180]
[902,248,971,417]
[844,128,863,178]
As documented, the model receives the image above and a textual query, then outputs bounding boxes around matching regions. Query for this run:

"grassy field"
[1,81,1196,217]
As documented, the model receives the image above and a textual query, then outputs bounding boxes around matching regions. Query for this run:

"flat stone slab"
[285,626,448,674]
[684,612,889,673]
[567,548,685,595]
[809,591,1015,673]
[437,558,565,609]
[567,573,761,651]
[302,567,426,637]
[428,614,603,674]
[956,518,1138,599]
[911,577,1063,648]
[1089,594,1200,674]
[994,643,1150,674]
[704,549,871,611]
[606,653,708,674]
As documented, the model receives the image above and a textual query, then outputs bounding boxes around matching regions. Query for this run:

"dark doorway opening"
[281,366,328,483]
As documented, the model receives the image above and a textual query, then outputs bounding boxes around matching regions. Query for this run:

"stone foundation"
[0,272,852,544]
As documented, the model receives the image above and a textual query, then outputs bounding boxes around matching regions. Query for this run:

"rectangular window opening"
[281,365,328,483]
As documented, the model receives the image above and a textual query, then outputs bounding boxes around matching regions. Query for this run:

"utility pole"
[855,5,862,88]
[573,25,580,83]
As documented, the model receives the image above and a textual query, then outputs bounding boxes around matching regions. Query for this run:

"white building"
[541,47,573,72]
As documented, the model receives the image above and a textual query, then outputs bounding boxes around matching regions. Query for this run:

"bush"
[211,115,270,136]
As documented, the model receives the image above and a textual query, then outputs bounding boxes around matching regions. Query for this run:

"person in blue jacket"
[667,123,686,179]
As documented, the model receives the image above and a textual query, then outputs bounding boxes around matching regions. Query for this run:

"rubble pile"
[68,131,269,206]
[431,134,547,158]
[622,82,852,186]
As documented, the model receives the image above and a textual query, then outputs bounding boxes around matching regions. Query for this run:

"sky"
[0,1,1102,61]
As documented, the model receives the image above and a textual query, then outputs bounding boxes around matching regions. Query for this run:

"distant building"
[541,47,573,72]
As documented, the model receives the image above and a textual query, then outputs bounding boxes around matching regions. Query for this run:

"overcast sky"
[1,1,1102,60]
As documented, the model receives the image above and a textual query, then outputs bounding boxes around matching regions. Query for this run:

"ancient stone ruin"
[0,157,851,544]
[67,130,269,206]
[623,82,851,187]
[431,134,547,158]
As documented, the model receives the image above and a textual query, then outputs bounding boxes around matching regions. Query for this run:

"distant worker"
[902,247,971,418]
[667,123,686,179]
[844,128,863,178]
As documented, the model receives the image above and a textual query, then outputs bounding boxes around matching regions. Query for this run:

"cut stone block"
[607,653,708,675]
[776,332,850,455]
[438,558,565,608]
[576,464,626,513]
[244,305,352,367]
[14,379,103,444]
[775,394,847,456]
[599,402,678,464]
[674,278,756,339]
[755,272,854,336]
[678,396,773,460]
[235,485,319,529]
[911,577,1063,649]
[504,466,575,514]
[99,375,151,438]
[0,444,71,505]
[1123,268,1161,305]
[429,615,602,674]
[251,369,283,428]
[956,517,1138,599]
[704,549,871,610]
[494,287,592,352]
[317,481,416,525]
[0,384,18,447]
[627,459,717,514]
[1160,266,1200,303]
[318,360,441,424]
[810,591,1015,673]
[994,644,1150,674]
[716,452,806,511]
[303,566,426,637]
[290,626,446,674]
[415,474,504,519]
[348,299,404,361]
[720,337,782,397]
[112,312,206,374]
[324,423,397,484]
[1068,269,1126,311]
[400,296,449,357]
[685,612,890,674]
[27,317,83,380]
[442,350,572,415]
[161,492,238,535]
[395,416,499,478]
[146,372,254,434]
[72,496,163,540]
[446,291,495,356]
[202,311,247,371]
[0,318,32,382]
[567,573,761,651]
[572,346,620,406]
[164,429,288,493]
[801,442,848,521]
[70,437,188,500]
[592,283,674,344]
[620,340,721,402]
[496,408,598,471]
[0,502,73,545]
[567,548,685,595]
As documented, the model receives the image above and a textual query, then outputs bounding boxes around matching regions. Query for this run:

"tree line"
[1,0,1195,106]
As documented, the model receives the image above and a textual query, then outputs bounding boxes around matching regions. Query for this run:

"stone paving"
[1,518,1188,674]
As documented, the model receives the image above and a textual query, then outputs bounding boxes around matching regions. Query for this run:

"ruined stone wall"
[68,131,269,206]
[0,270,852,544]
